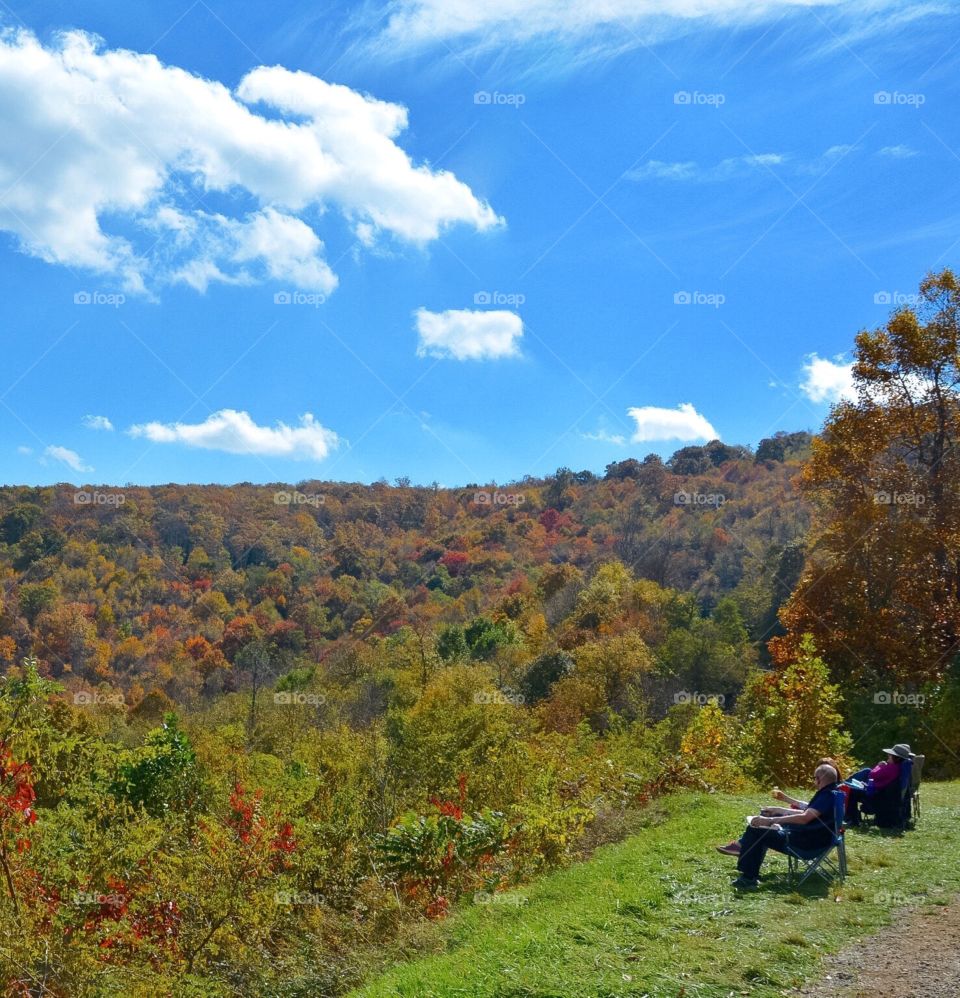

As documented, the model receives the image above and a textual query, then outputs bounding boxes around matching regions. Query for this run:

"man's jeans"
[736,825,789,879]
[736,824,829,880]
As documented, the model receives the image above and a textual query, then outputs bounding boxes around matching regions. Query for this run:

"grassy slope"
[352,783,960,998]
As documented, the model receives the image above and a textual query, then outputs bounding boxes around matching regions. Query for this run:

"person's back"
[869,756,902,793]
[792,782,839,849]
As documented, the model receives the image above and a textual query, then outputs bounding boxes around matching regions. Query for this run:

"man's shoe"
[732,876,759,890]
[716,841,741,856]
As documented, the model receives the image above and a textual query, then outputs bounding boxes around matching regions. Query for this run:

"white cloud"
[878,144,918,159]
[736,153,786,169]
[628,160,699,181]
[800,353,856,403]
[373,0,908,58]
[44,445,92,473]
[128,409,339,460]
[627,403,717,442]
[16,445,32,455]
[414,308,523,360]
[795,143,858,175]
[581,429,626,445]
[627,153,785,182]
[82,414,114,431]
[0,30,501,294]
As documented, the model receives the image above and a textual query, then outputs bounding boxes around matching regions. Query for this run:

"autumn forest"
[3,274,960,995]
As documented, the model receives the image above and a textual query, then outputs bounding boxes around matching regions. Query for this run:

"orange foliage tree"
[775,269,960,689]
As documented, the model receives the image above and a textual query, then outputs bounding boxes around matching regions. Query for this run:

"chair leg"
[789,847,843,888]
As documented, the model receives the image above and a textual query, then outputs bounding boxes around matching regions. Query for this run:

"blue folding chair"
[910,755,924,824]
[783,790,847,887]
[860,758,913,830]
[897,757,915,829]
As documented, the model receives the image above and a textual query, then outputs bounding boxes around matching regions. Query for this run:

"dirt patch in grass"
[573,801,672,859]
[793,899,960,998]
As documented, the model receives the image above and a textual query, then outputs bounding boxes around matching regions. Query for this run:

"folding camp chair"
[894,757,914,830]
[784,790,847,888]
[909,755,924,824]
[861,758,913,830]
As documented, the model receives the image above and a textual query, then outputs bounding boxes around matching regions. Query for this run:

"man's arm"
[773,790,807,808]
[754,806,822,828]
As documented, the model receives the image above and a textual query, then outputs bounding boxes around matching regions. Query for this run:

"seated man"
[844,744,913,826]
[715,763,840,890]
[765,757,844,815]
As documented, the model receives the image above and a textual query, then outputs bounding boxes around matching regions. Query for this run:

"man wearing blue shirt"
[715,763,840,889]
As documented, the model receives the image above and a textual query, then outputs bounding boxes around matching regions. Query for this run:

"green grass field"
[351,783,960,997]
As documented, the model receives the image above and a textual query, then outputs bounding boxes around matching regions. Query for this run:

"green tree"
[436,624,467,662]
[520,651,575,704]
[738,636,852,784]
[17,581,57,625]
[112,714,206,819]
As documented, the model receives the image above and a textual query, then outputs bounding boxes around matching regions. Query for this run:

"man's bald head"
[815,763,838,786]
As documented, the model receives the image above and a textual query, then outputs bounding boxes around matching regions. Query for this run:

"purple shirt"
[870,759,902,791]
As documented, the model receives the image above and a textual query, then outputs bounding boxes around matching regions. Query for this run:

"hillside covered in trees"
[0,432,835,993]
[1,433,812,710]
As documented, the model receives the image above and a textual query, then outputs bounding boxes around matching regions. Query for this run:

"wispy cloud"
[627,153,786,182]
[636,142,917,183]
[793,144,857,175]
[581,429,627,445]
[44,445,93,473]
[369,0,927,66]
[878,144,918,159]
[806,1,950,60]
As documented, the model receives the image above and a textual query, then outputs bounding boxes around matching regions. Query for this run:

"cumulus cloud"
[414,308,523,360]
[82,414,114,431]
[627,153,785,182]
[0,29,500,294]
[627,403,717,442]
[128,409,339,460]
[44,445,93,473]
[800,353,856,403]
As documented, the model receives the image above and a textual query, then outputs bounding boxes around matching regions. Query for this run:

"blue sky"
[1,0,958,487]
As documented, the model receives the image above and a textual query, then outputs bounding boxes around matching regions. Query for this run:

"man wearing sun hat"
[844,743,914,826]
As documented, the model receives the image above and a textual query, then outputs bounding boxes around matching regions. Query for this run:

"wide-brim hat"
[882,743,914,760]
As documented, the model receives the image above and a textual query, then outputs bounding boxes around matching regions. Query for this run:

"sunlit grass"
[352,783,960,997]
